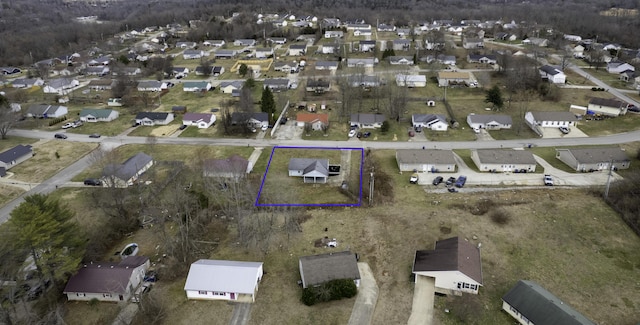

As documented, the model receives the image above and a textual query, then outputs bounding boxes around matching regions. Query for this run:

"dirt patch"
[150,124,179,137]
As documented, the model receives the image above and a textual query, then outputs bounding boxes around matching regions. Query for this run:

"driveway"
[273,120,302,140]
[229,302,253,325]
[347,263,378,325]
[407,275,435,325]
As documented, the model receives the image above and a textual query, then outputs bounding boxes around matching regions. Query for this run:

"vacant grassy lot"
[10,141,97,183]
[0,136,39,151]
[0,184,25,206]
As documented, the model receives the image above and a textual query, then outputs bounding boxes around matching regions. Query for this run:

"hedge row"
[301,278,357,306]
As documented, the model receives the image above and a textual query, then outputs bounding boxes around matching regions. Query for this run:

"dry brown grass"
[0,184,25,206]
[10,141,98,183]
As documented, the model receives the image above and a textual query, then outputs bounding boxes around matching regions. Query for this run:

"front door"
[230,293,235,300]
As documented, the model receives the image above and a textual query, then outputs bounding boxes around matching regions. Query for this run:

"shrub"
[300,278,357,306]
[301,287,317,306]
[490,208,511,225]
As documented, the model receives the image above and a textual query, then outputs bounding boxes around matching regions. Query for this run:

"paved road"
[229,302,253,325]
[347,263,379,325]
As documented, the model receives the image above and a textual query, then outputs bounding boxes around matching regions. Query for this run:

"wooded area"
[0,0,639,66]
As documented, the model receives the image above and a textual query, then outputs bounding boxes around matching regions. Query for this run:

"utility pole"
[368,166,374,206]
[603,158,614,199]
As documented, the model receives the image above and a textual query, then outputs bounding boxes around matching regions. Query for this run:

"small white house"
[79,108,119,122]
[43,78,79,94]
[184,259,263,302]
[606,62,635,74]
[102,153,154,188]
[182,112,216,128]
[539,65,566,84]
[288,158,329,183]
[466,114,512,131]
[412,114,448,131]
[525,111,578,128]
[396,74,426,87]
[182,81,212,92]
[134,112,174,126]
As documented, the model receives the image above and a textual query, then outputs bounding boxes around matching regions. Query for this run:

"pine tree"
[485,85,504,110]
[261,87,275,117]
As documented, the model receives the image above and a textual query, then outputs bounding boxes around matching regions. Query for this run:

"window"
[198,291,207,295]
[469,284,477,291]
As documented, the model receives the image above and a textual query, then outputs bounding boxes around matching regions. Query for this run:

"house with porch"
[350,113,386,129]
[471,149,537,172]
[214,50,237,59]
[182,81,212,92]
[11,78,44,89]
[396,149,456,173]
[230,112,268,129]
[502,280,597,325]
[392,39,411,51]
[183,50,205,60]
[63,256,150,303]
[359,40,376,52]
[296,113,329,131]
[587,97,628,116]
[555,147,630,172]
[0,145,34,172]
[348,75,381,88]
[233,39,256,47]
[137,80,168,92]
[288,44,307,56]
[263,78,291,91]
[467,54,497,65]
[43,78,79,94]
[79,108,119,122]
[466,114,512,131]
[220,81,244,94]
[288,158,329,183]
[437,71,473,87]
[412,236,483,295]
[299,251,360,288]
[412,114,448,131]
[388,56,414,65]
[26,104,68,118]
[346,58,376,68]
[315,61,339,71]
[134,112,174,126]
[396,74,426,87]
[306,79,331,93]
[184,259,263,302]
[525,111,578,135]
[102,152,154,188]
[539,65,566,84]
[324,30,344,38]
[182,112,216,129]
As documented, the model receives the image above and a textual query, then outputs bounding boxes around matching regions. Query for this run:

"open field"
[57,148,640,325]
[0,136,39,151]
[0,184,25,207]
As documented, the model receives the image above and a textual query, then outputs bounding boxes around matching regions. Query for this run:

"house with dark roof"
[263,78,291,91]
[85,66,110,76]
[412,114,448,131]
[306,79,331,93]
[587,97,628,116]
[182,81,212,92]
[346,58,376,68]
[184,259,263,302]
[102,152,154,187]
[182,112,216,129]
[230,112,268,130]
[392,39,411,51]
[395,149,457,173]
[324,30,344,39]
[467,54,497,65]
[203,155,251,179]
[213,49,237,59]
[233,39,256,47]
[134,112,174,126]
[11,78,44,89]
[298,251,360,288]
[88,79,115,91]
[43,78,79,94]
[288,158,329,183]
[79,108,119,122]
[347,75,381,88]
[315,61,339,71]
[502,280,597,325]
[556,147,630,172]
[412,236,483,295]
[539,65,566,84]
[0,67,21,75]
[466,114,512,131]
[437,71,473,87]
[288,44,307,56]
[0,145,33,171]
[462,37,484,49]
[358,40,376,52]
[273,61,297,72]
[63,256,150,302]
[471,149,537,172]
[350,113,386,129]
[26,104,68,118]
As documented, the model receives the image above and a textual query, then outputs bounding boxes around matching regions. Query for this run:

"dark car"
[445,177,456,186]
[84,178,102,186]
[54,133,67,139]
[357,132,363,138]
[89,133,101,138]
[455,175,467,188]
[432,176,443,186]
[363,132,371,138]
[144,270,158,282]
[179,124,188,130]
[448,187,458,193]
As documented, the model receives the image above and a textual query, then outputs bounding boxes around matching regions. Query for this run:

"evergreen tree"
[9,194,85,285]
[261,87,275,117]
[485,85,504,110]
[238,63,248,77]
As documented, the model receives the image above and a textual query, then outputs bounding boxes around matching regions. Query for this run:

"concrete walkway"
[229,302,253,325]
[407,275,435,325]
[348,263,379,325]
[247,147,264,173]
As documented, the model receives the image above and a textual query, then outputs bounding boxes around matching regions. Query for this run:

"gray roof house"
[184,259,264,302]
[102,152,154,188]
[466,114,512,131]
[413,237,483,295]
[347,75,381,88]
[214,49,237,59]
[134,112,174,126]
[350,113,386,129]
[26,104,68,118]
[0,145,34,171]
[587,97,628,116]
[288,158,329,183]
[43,78,79,94]
[79,108,119,122]
[395,149,457,173]
[471,149,537,173]
[220,81,244,94]
[524,111,578,136]
[502,280,597,325]
[230,112,268,129]
[412,114,448,131]
[315,61,339,70]
[299,251,360,288]
[11,78,44,89]
[555,147,630,172]
[263,78,291,91]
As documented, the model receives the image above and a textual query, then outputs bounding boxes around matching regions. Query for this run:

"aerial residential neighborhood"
[0,1,639,325]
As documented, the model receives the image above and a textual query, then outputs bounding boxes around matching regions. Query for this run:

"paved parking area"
[541,126,588,138]
[273,120,303,140]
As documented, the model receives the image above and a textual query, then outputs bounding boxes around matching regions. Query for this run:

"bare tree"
[0,95,17,139]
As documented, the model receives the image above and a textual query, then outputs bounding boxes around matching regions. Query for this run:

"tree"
[260,87,275,117]
[8,194,85,286]
[485,85,504,111]
[380,120,390,133]
[0,95,17,140]
[238,63,248,77]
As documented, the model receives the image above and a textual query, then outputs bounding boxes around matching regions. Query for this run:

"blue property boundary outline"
[255,146,364,207]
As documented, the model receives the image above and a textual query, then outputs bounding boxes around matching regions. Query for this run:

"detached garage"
[184,259,264,302]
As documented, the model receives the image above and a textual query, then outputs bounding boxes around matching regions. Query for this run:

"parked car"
[348,129,357,138]
[179,124,188,130]
[447,187,458,193]
[414,126,422,133]
[454,175,467,188]
[261,124,268,131]
[61,122,74,129]
[363,132,371,138]
[445,177,456,186]
[54,133,68,139]
[409,173,419,184]
[559,126,570,134]
[144,270,158,282]
[357,132,363,138]
[89,133,101,138]
[84,178,102,186]
[544,174,554,186]
[432,176,443,186]
[72,121,83,128]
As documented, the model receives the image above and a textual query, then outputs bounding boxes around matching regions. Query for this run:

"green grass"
[66,116,134,137]
[0,136,39,151]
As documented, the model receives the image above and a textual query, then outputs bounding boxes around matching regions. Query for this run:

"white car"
[348,129,357,138]
[544,174,554,186]
[261,125,268,131]
[61,123,74,129]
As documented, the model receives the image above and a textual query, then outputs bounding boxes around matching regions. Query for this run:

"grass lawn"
[0,136,39,151]
[578,113,640,136]
[66,116,134,137]
[63,300,120,325]
[0,184,25,207]
[258,147,362,205]
[10,141,97,183]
